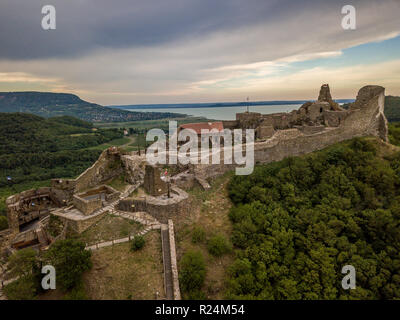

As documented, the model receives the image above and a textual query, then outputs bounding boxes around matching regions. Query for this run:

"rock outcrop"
[317,84,342,111]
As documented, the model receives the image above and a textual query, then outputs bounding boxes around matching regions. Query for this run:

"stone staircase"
[85,197,162,251]
[111,209,159,227]
[85,223,161,251]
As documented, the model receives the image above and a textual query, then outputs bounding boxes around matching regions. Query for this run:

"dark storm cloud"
[0,0,287,60]
[1,0,399,104]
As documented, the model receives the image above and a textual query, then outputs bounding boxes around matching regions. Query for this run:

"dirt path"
[120,135,136,148]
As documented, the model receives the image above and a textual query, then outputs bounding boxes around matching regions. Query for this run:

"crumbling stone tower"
[143,165,168,196]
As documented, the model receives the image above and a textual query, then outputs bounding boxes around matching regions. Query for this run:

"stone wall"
[53,209,108,234]
[117,186,189,224]
[323,110,348,127]
[296,125,326,135]
[170,171,199,190]
[0,229,12,256]
[143,165,167,196]
[188,85,388,180]
[222,120,239,130]
[168,220,181,300]
[50,179,76,205]
[6,187,55,234]
[257,125,275,139]
[6,147,128,234]
[120,154,146,184]
[73,195,102,216]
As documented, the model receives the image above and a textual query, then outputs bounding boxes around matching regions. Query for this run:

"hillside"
[0,92,186,122]
[0,113,124,218]
[226,137,400,299]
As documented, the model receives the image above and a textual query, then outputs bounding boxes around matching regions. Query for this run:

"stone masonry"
[143,165,168,196]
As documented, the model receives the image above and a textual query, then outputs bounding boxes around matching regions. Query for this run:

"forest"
[227,137,400,299]
[0,113,124,219]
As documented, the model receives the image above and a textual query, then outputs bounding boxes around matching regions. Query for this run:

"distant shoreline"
[108,99,355,110]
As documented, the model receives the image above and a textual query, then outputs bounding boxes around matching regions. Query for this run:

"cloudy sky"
[0,0,400,105]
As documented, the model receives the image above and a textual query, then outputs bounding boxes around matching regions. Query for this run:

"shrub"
[44,239,92,290]
[207,235,232,257]
[3,276,37,300]
[191,226,206,244]
[131,235,145,251]
[47,215,64,237]
[226,138,400,299]
[179,250,206,294]
[186,290,207,300]
[8,248,38,278]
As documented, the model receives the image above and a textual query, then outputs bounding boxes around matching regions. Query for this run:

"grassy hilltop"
[0,92,186,122]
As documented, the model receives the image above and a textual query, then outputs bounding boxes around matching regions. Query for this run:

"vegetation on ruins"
[44,239,92,290]
[8,248,38,279]
[207,234,232,257]
[3,276,38,300]
[179,250,207,299]
[0,113,123,216]
[4,248,40,300]
[226,137,400,299]
[0,215,8,230]
[46,215,64,238]
[131,235,145,251]
[191,226,206,244]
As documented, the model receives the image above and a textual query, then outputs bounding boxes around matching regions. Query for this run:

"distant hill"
[0,92,186,122]
[341,96,400,122]
[383,96,400,122]
[0,112,124,186]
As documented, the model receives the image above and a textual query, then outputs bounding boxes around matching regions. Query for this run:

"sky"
[0,0,399,105]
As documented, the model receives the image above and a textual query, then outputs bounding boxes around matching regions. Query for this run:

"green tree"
[8,248,38,278]
[44,239,92,290]
[179,250,206,295]
[131,235,145,251]
[226,138,400,299]
[207,234,232,257]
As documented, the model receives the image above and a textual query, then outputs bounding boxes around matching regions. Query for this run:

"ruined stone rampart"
[6,187,55,234]
[2,84,389,253]
[195,85,388,179]
[74,147,124,193]
[117,186,189,224]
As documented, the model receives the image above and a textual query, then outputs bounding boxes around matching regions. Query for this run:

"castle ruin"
[0,84,389,255]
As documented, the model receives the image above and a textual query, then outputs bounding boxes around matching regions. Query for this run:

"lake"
[124,104,302,121]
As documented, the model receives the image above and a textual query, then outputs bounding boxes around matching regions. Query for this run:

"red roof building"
[179,122,224,135]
